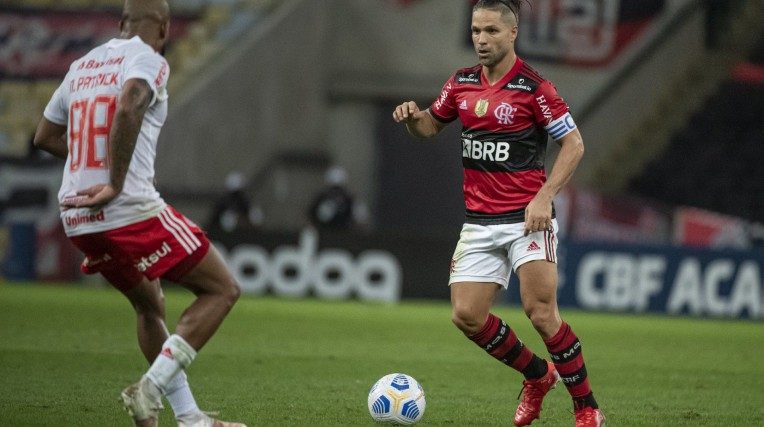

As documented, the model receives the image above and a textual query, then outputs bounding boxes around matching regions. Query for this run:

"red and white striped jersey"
[429,57,576,224]
[44,36,170,236]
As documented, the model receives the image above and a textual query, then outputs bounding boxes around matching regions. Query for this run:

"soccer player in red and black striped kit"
[393,1,604,426]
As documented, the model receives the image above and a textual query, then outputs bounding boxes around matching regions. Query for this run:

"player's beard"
[477,47,508,68]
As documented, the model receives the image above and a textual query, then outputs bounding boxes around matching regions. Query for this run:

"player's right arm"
[394,73,458,138]
[108,78,152,193]
[392,101,446,139]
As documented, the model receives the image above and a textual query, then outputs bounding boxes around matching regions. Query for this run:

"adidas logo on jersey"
[527,241,541,252]
[459,100,468,110]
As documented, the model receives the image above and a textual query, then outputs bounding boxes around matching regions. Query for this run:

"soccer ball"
[367,373,426,424]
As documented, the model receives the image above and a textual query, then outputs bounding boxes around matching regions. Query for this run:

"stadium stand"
[584,0,764,194]
[0,0,277,158]
[629,37,764,223]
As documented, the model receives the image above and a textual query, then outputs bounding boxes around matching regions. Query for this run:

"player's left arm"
[524,129,584,235]
[33,119,68,159]
[525,79,584,235]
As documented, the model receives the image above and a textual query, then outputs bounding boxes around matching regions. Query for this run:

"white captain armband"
[545,112,577,140]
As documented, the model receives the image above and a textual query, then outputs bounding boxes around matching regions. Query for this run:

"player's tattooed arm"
[109,78,152,194]
[33,119,68,159]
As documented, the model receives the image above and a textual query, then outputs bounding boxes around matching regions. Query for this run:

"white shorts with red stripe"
[448,219,559,288]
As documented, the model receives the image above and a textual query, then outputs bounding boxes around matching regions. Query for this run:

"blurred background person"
[308,165,369,231]
[208,171,263,233]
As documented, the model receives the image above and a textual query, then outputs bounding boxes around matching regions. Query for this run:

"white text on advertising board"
[217,228,402,302]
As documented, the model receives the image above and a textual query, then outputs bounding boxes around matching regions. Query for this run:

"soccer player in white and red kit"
[393,1,604,426]
[33,1,245,426]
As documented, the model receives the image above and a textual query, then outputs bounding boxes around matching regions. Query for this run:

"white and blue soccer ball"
[367,373,426,425]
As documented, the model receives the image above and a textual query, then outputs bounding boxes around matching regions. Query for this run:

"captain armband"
[545,112,577,140]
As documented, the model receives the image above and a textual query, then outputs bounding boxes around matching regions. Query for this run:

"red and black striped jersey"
[429,57,576,224]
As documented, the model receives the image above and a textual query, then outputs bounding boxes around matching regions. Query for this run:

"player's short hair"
[473,0,527,24]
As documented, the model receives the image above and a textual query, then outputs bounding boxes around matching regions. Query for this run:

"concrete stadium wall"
[157,0,329,192]
[574,5,706,186]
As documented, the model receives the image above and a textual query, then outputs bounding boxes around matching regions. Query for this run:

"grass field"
[1,283,763,426]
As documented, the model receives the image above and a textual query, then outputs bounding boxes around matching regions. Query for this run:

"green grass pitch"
[1,283,762,426]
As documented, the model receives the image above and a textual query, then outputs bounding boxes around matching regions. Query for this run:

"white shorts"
[448,219,559,288]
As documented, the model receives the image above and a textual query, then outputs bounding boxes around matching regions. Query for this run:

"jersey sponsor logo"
[76,56,124,71]
[434,82,453,110]
[504,82,533,92]
[462,137,513,162]
[504,77,536,92]
[64,210,106,228]
[536,94,553,123]
[494,102,517,125]
[474,99,489,117]
[135,241,172,272]
[456,71,480,85]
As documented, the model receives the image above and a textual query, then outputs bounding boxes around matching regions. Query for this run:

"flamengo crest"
[494,102,517,125]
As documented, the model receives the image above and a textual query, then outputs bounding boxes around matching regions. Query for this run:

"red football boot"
[513,361,560,426]
[575,407,605,427]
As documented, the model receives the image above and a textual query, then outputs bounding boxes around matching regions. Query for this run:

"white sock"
[164,371,201,418]
[146,334,197,392]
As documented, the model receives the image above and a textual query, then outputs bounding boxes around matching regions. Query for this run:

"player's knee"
[525,304,545,323]
[525,304,555,331]
[128,289,164,318]
[451,306,483,335]
[218,276,241,308]
[227,279,241,304]
[133,302,164,326]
